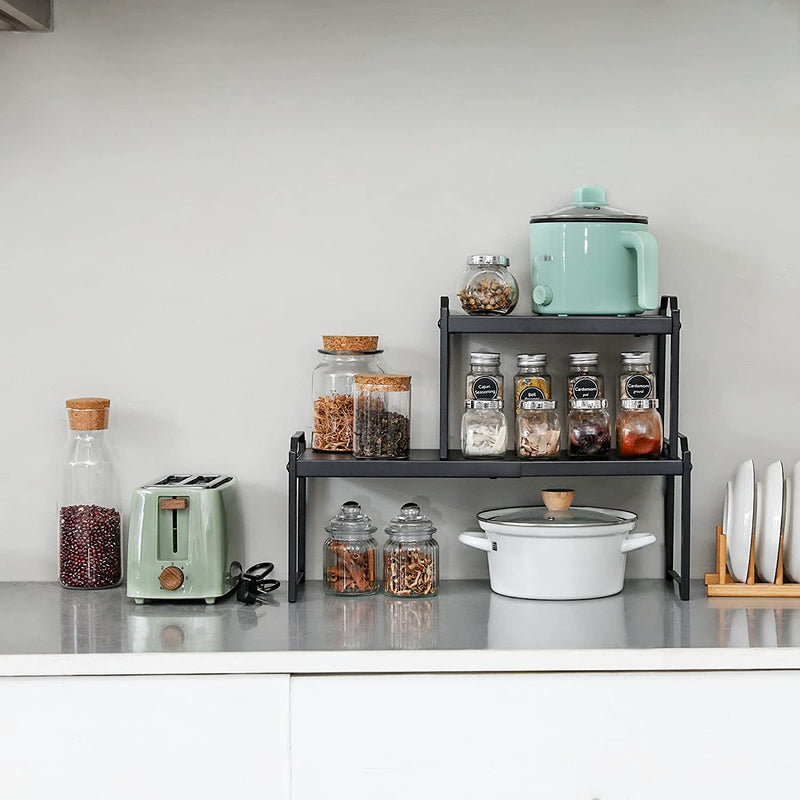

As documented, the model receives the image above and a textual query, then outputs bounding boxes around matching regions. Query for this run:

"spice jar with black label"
[323,501,379,595]
[466,352,503,402]
[568,398,611,457]
[567,352,604,401]
[353,374,411,459]
[514,354,551,413]
[619,352,655,400]
[617,398,662,458]
[461,400,507,458]
[383,503,438,597]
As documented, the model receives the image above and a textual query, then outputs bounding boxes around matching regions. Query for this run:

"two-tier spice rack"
[287,295,692,602]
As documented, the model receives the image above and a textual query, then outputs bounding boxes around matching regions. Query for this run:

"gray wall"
[0,0,797,581]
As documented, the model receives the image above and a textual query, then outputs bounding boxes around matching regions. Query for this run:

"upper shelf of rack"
[440,295,679,335]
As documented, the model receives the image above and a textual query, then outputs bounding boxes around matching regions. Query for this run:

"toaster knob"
[159,566,184,590]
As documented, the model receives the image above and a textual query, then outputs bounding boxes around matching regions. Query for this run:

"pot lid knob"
[541,489,575,512]
[573,186,606,207]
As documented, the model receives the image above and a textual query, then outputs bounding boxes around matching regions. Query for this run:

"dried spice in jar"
[567,352,604,401]
[383,503,438,597]
[568,398,611,457]
[457,255,518,315]
[619,351,655,400]
[353,374,411,459]
[516,399,560,458]
[312,336,383,452]
[514,353,551,413]
[461,400,507,458]
[466,352,503,401]
[323,501,379,595]
[617,398,663,458]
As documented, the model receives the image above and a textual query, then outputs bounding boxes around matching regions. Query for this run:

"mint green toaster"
[127,475,241,604]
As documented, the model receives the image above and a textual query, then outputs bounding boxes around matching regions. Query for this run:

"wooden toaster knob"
[159,566,184,590]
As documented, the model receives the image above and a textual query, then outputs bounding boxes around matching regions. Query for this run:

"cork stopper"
[322,335,379,352]
[354,374,411,392]
[66,397,111,431]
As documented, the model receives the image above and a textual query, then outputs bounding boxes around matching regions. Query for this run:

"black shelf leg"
[664,475,675,578]
[680,439,692,601]
[298,476,307,582]
[288,431,306,603]
[439,296,450,459]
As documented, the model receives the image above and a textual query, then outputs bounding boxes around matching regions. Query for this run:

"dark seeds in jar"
[59,504,122,588]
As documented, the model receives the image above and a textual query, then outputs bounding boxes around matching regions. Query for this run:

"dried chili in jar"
[616,399,662,458]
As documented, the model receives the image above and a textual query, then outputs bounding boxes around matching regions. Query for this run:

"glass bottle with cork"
[59,398,122,589]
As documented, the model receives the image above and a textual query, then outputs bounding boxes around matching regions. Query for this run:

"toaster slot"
[158,497,189,561]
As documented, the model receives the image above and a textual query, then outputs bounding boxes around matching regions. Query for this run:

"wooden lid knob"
[159,566,184,590]
[542,489,575,512]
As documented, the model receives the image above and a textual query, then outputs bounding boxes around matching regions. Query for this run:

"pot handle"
[620,230,658,311]
[621,532,657,553]
[458,532,496,552]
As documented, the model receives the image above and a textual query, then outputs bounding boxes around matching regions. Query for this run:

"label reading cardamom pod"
[624,374,653,399]
[572,377,599,400]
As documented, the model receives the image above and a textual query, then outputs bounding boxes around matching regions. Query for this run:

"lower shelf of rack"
[296,448,685,478]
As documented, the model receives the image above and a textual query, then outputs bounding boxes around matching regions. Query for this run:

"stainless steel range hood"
[0,0,51,31]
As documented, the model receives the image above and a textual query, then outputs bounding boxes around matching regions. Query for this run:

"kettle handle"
[620,230,658,311]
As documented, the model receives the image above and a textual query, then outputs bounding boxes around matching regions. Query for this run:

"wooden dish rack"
[705,525,800,597]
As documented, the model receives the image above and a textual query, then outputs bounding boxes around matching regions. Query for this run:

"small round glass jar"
[353,374,411,459]
[312,336,384,452]
[466,352,503,401]
[383,503,438,597]
[516,399,560,459]
[323,501,379,596]
[457,255,518,315]
[514,353,551,412]
[461,400,507,459]
[568,398,611,457]
[567,352,604,401]
[619,351,655,400]
[617,398,663,458]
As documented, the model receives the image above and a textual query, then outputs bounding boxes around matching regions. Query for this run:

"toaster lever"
[160,497,188,511]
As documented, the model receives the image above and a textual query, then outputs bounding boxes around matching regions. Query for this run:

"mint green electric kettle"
[529,186,658,315]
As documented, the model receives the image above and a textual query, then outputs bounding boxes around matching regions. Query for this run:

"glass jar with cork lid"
[312,336,384,452]
[353,374,411,459]
[59,398,122,589]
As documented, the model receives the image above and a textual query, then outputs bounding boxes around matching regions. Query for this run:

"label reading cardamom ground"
[624,374,654,399]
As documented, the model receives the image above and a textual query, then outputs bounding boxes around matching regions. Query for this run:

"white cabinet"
[0,674,290,800]
[291,671,800,800]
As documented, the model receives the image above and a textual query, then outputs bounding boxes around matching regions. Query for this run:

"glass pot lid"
[477,505,634,527]
[326,501,377,535]
[385,502,436,535]
[529,186,648,224]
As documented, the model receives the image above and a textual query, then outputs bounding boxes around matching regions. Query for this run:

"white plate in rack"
[728,460,755,583]
[723,480,733,571]
[784,461,800,582]
[755,460,784,583]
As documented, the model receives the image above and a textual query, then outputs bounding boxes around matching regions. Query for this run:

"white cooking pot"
[458,490,655,600]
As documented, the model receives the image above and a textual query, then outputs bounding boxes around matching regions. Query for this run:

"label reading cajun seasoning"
[571,377,600,400]
[623,374,654,400]
[471,376,500,400]
[519,385,546,403]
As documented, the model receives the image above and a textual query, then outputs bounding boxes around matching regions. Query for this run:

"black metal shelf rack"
[288,295,692,602]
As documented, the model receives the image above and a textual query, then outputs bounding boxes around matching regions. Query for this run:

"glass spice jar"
[567,352,604,401]
[617,399,663,458]
[312,336,384,452]
[323,501,379,596]
[383,503,438,597]
[568,398,611,457]
[514,353,551,413]
[461,400,507,458]
[59,398,122,589]
[466,352,503,401]
[457,255,519,315]
[353,374,411,459]
[619,351,655,400]
[516,399,560,459]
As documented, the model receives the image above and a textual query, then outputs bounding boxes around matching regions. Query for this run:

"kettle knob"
[532,284,553,306]
[573,185,607,206]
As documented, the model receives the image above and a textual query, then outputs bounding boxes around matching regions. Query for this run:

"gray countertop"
[2,579,800,676]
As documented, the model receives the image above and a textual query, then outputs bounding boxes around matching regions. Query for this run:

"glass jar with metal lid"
[516,399,560,459]
[461,399,507,459]
[567,352,604,401]
[457,255,518,315]
[466,352,503,402]
[312,336,384,452]
[323,501,379,595]
[568,398,611,457]
[383,503,438,597]
[619,351,655,400]
[353,374,411,459]
[617,398,662,458]
[514,354,551,413]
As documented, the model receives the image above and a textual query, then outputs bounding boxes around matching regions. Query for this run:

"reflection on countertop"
[1,579,799,659]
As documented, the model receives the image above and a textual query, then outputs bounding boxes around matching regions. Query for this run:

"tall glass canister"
[59,398,122,589]
[353,374,411,459]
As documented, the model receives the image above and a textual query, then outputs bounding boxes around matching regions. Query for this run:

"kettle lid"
[530,185,648,224]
